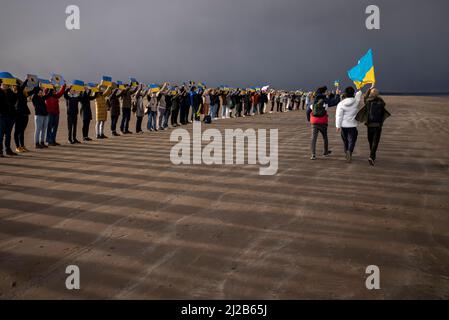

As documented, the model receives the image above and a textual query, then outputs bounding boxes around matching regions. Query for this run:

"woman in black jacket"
[12,79,31,152]
[79,89,96,141]
[29,86,50,149]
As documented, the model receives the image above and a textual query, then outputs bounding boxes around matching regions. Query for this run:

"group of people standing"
[0,78,389,165]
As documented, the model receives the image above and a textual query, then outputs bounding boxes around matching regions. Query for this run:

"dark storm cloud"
[1,0,449,92]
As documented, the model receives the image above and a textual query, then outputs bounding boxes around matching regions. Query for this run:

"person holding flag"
[12,78,32,153]
[0,76,19,156]
[348,49,391,165]
[44,80,66,146]
[94,84,113,139]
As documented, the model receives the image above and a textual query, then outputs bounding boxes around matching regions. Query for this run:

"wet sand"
[1,96,449,299]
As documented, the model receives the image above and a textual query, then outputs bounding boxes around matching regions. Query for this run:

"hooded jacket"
[335,91,362,129]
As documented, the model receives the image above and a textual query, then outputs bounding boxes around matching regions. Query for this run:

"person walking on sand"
[356,85,390,166]
[308,86,341,160]
[335,86,362,163]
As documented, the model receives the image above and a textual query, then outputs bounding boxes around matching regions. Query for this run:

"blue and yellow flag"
[0,72,17,86]
[39,79,54,89]
[71,80,85,92]
[129,77,138,87]
[149,83,160,93]
[88,82,99,93]
[117,81,126,90]
[348,49,376,89]
[101,76,112,87]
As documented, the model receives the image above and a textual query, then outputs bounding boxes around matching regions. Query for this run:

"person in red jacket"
[44,84,66,146]
[308,86,341,160]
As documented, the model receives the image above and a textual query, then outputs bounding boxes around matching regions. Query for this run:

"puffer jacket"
[335,91,362,128]
[95,86,112,121]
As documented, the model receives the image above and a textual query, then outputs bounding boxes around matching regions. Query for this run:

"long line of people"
[0,78,389,165]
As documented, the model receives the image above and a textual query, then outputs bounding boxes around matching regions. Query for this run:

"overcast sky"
[1,0,449,92]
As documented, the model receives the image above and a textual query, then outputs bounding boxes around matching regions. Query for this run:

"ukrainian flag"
[71,80,85,92]
[88,82,99,93]
[149,83,160,93]
[129,77,138,87]
[101,76,112,87]
[0,72,17,86]
[348,49,376,89]
[197,82,206,89]
[117,81,126,90]
[39,79,54,89]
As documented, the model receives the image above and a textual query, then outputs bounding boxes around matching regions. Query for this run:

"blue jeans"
[210,104,218,118]
[120,107,131,132]
[147,111,157,130]
[35,115,48,144]
[0,116,15,153]
[46,114,59,144]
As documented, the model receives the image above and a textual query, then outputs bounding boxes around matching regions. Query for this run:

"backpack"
[204,115,212,124]
[312,99,326,117]
[368,100,385,124]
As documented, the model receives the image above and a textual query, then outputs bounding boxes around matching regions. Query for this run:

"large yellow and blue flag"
[0,72,17,86]
[348,49,376,89]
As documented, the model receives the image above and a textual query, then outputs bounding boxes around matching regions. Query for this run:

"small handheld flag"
[348,49,376,89]
[88,82,99,93]
[51,74,64,87]
[71,80,85,92]
[0,72,17,86]
[101,76,112,87]
[117,81,126,90]
[27,74,39,89]
[39,79,54,90]
[129,77,138,87]
[334,80,340,87]
[149,83,160,93]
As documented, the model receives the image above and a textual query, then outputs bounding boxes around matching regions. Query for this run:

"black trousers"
[341,127,358,153]
[14,115,28,148]
[120,108,131,132]
[136,116,143,133]
[171,106,180,125]
[180,104,189,124]
[67,114,78,142]
[0,116,15,153]
[111,115,119,133]
[82,119,91,138]
[368,126,382,161]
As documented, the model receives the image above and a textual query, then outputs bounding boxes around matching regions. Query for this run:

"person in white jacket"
[335,87,362,163]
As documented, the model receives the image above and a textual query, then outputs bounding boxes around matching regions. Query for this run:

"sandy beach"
[0,95,448,299]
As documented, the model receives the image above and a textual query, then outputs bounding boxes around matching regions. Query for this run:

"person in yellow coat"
[94,85,112,139]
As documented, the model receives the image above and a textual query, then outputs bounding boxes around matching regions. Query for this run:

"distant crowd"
[0,79,389,166]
